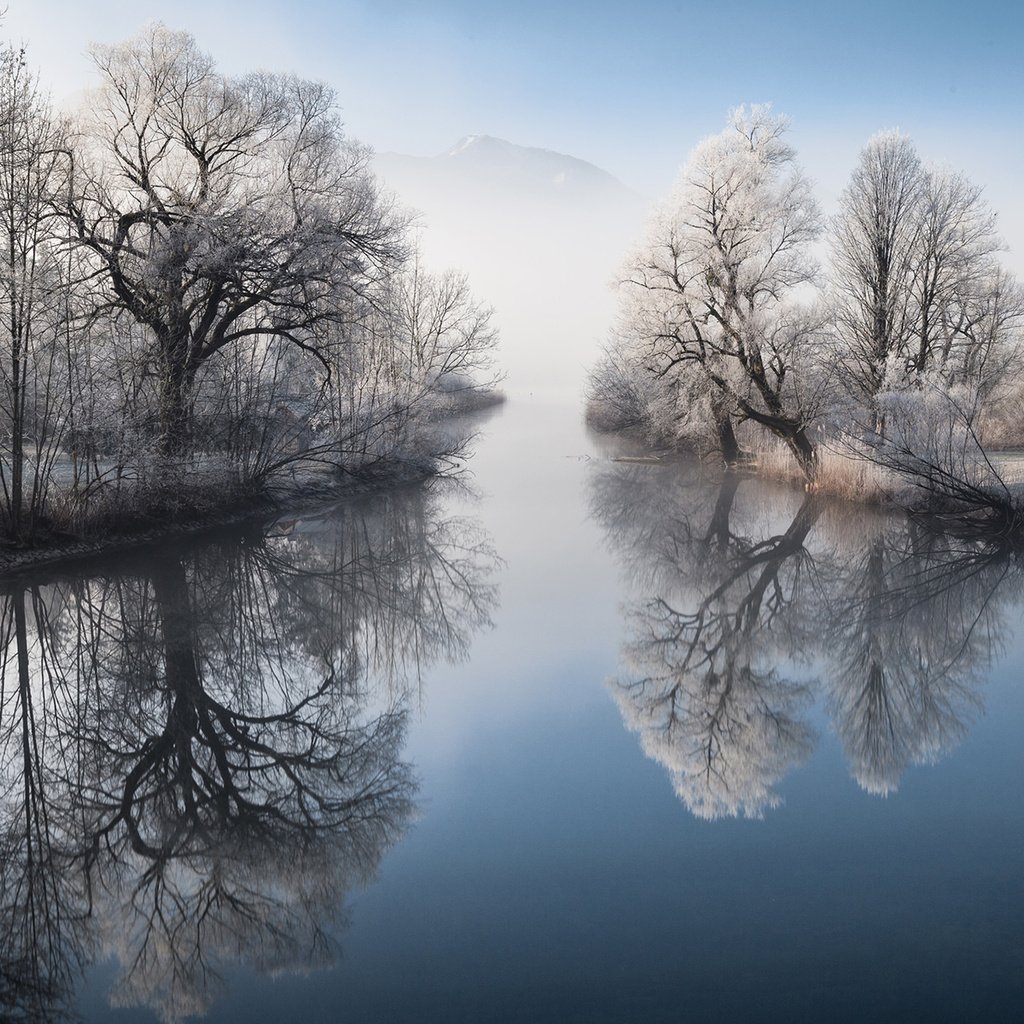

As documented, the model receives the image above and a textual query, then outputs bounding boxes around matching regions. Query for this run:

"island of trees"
[0,24,501,555]
[588,105,1024,538]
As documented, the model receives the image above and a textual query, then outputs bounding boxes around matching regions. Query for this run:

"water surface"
[3,401,1024,1023]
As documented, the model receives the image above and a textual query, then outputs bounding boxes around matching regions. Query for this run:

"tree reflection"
[0,586,90,1024]
[821,517,1008,795]
[592,461,1017,818]
[0,485,498,1022]
[595,465,820,819]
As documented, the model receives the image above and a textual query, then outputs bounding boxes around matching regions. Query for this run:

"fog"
[373,130,1024,409]
[375,136,646,402]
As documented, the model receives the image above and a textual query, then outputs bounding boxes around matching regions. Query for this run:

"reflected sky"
[4,401,1024,1022]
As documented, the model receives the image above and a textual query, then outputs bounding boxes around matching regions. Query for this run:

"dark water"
[3,401,1024,1023]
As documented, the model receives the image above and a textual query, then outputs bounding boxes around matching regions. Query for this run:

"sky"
[5,0,1022,197]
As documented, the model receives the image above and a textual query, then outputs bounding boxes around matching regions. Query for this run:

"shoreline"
[589,411,1024,540]
[0,465,435,582]
[0,394,506,580]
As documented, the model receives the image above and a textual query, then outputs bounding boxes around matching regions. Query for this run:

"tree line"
[0,24,500,546]
[588,105,1024,524]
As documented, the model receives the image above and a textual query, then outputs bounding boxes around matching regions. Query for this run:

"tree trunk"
[706,472,741,548]
[736,398,817,480]
[159,346,195,458]
[785,426,817,481]
[872,406,887,439]
[9,352,23,538]
[717,414,741,466]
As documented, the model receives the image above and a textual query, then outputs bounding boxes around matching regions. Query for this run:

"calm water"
[3,400,1024,1023]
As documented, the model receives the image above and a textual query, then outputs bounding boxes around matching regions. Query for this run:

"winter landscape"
[1,1,1023,1022]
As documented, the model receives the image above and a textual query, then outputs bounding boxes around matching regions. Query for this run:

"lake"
[3,399,1024,1023]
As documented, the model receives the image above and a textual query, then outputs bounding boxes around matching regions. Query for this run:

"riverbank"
[0,398,504,577]
[589,409,1024,545]
[0,468,410,579]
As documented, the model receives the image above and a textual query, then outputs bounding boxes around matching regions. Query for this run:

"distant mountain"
[375,134,638,206]
[371,135,647,401]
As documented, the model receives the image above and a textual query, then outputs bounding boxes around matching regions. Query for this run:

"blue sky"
[6,0,1023,251]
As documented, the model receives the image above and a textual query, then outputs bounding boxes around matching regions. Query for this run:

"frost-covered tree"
[0,24,502,546]
[318,258,499,475]
[0,45,74,539]
[389,258,500,398]
[830,132,921,410]
[611,105,824,474]
[831,131,1024,432]
[66,23,405,456]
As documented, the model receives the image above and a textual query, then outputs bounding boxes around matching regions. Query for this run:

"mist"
[375,135,646,402]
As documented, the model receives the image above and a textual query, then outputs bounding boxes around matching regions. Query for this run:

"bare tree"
[909,168,1002,379]
[612,105,824,474]
[65,24,406,457]
[318,257,500,477]
[831,132,1021,429]
[0,45,73,540]
[830,132,922,416]
[390,257,500,400]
